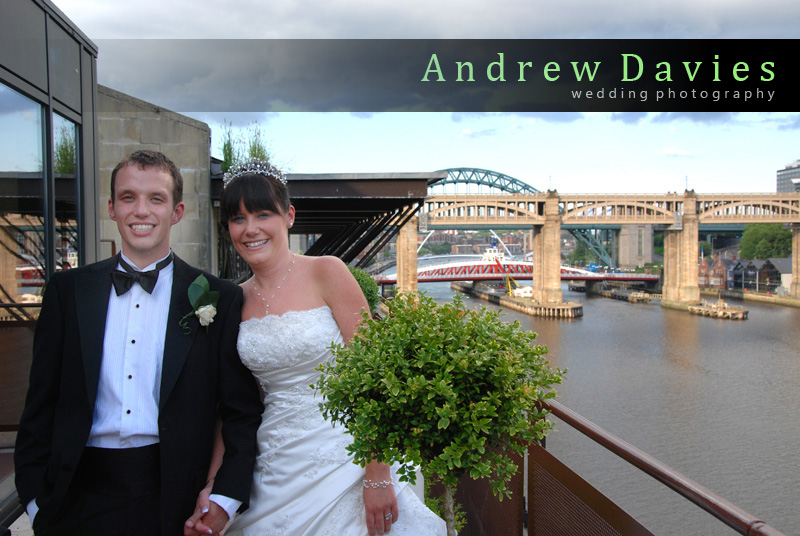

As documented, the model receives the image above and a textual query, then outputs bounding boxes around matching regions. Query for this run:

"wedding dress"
[225,306,447,536]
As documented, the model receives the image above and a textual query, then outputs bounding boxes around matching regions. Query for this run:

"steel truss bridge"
[375,258,660,285]
[429,168,619,267]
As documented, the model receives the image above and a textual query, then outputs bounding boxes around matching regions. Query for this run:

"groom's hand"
[185,499,229,536]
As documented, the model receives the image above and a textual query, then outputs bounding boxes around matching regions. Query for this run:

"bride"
[186,161,446,536]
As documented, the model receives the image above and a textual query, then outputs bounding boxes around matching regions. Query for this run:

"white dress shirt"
[88,252,172,448]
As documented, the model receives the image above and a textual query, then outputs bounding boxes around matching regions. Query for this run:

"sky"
[14,0,800,193]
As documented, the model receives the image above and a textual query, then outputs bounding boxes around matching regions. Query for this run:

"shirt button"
[128,375,133,379]
[126,410,131,414]
[131,340,135,344]
[135,304,140,308]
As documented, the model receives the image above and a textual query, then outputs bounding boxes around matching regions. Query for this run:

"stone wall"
[97,85,213,271]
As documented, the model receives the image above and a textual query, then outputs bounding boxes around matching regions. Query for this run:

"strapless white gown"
[225,306,447,536]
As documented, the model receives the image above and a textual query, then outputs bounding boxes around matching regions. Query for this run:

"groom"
[14,150,263,535]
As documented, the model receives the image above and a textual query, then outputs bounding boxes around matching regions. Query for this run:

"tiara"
[223,159,287,188]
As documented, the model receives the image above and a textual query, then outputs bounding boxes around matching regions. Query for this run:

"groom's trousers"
[34,444,161,536]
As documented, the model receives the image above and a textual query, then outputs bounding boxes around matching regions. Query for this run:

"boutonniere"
[179,275,220,334]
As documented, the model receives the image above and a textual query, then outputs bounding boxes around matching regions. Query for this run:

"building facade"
[776,159,800,193]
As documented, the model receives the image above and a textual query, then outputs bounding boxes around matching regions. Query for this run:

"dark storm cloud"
[93,40,790,113]
[97,40,503,113]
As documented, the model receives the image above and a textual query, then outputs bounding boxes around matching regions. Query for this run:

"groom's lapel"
[160,256,199,409]
[77,255,118,408]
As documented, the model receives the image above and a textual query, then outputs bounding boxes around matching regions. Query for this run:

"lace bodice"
[237,306,343,396]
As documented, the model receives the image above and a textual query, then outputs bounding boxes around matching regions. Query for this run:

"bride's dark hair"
[220,170,290,227]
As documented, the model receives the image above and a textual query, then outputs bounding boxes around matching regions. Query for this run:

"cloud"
[0,85,38,116]
[660,147,692,157]
[460,128,496,138]
[652,112,739,124]
[777,114,800,130]
[98,40,555,113]
[451,112,584,123]
[57,0,800,39]
[184,112,279,128]
[611,112,649,124]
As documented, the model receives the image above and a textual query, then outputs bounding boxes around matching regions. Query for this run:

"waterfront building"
[776,159,800,192]
[764,257,793,294]
[715,257,740,290]
[698,256,711,287]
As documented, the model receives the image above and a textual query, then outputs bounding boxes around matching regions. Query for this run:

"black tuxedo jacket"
[15,254,263,534]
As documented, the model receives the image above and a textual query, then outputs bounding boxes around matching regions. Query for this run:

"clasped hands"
[184,486,229,536]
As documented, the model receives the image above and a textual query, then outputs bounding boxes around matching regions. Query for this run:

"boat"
[688,298,748,320]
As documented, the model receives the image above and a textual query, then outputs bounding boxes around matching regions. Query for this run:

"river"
[422,282,799,536]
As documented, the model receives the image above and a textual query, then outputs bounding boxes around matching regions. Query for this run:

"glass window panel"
[48,21,81,112]
[54,113,80,270]
[0,81,45,309]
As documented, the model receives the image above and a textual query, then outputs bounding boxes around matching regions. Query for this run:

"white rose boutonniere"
[180,275,220,334]
[195,304,217,326]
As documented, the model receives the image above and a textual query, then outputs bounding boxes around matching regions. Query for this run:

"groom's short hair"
[111,150,184,206]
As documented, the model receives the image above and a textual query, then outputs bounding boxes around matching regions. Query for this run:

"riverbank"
[451,282,583,318]
[700,289,800,308]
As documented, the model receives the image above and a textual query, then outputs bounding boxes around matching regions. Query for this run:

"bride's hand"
[363,463,399,535]
[184,485,211,535]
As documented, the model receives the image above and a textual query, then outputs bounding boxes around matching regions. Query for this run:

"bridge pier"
[531,191,563,304]
[662,191,700,307]
[396,215,419,294]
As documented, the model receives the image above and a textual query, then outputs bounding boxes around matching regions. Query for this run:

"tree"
[220,119,271,173]
[419,243,453,257]
[567,241,596,266]
[220,120,240,174]
[246,122,270,162]
[739,223,792,259]
[54,125,76,175]
[653,232,664,256]
[315,293,564,536]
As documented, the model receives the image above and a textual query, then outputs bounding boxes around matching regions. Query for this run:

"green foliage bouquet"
[314,293,564,534]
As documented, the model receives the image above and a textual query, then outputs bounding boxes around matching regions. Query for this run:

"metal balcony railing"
[434,400,789,536]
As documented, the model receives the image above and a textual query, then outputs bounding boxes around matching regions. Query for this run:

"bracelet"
[363,479,393,489]
[205,477,216,487]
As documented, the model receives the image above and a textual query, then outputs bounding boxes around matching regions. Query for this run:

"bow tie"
[111,253,173,296]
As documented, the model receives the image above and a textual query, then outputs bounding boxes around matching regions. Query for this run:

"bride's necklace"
[252,253,295,314]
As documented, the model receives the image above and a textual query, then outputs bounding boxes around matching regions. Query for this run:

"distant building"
[776,159,800,192]
[698,256,710,287]
[766,257,793,295]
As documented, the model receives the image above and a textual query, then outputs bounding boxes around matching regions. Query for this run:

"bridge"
[391,169,800,306]
[422,191,800,227]
[376,256,659,285]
